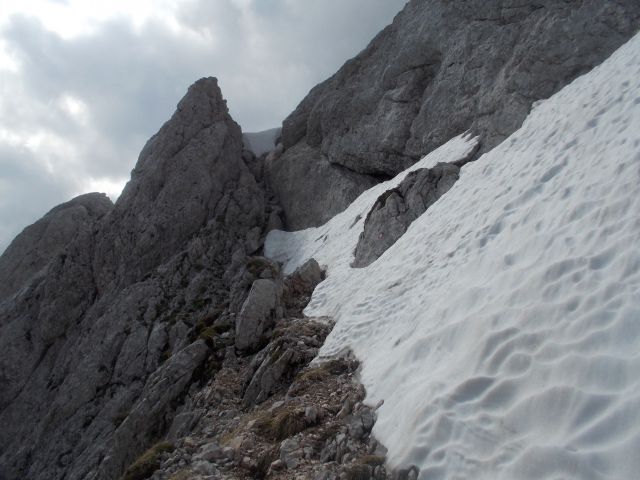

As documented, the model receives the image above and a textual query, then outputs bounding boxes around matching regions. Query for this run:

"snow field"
[243,127,281,156]
[266,33,640,480]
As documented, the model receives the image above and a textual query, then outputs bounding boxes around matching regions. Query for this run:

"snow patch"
[243,127,281,156]
[266,33,640,480]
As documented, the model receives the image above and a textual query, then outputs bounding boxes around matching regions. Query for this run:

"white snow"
[243,127,281,156]
[265,32,640,480]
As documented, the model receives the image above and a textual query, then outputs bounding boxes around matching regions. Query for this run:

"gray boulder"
[243,317,331,406]
[269,0,640,229]
[353,163,460,268]
[282,258,325,317]
[0,192,112,302]
[243,345,295,406]
[235,279,281,353]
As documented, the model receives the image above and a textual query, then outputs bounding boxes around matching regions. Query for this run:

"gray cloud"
[0,144,74,250]
[0,0,406,253]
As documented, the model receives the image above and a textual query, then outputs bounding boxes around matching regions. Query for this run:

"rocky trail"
[121,257,414,480]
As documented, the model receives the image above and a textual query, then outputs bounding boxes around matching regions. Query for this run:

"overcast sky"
[0,0,406,253]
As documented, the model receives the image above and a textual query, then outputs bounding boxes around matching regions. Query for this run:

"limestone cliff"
[0,78,267,480]
[267,0,640,229]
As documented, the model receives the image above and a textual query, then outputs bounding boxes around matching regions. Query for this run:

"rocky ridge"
[0,192,113,300]
[266,0,640,230]
[0,78,274,480]
[0,78,413,480]
[2,2,640,480]
[122,257,414,480]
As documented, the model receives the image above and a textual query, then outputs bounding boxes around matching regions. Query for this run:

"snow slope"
[266,32,640,480]
[243,127,281,156]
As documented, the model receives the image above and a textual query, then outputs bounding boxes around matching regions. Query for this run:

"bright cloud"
[0,0,407,253]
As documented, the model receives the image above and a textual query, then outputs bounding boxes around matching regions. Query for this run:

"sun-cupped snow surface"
[265,32,640,480]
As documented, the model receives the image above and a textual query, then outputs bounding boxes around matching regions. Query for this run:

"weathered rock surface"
[104,253,416,480]
[0,77,268,480]
[3,3,640,478]
[242,317,331,406]
[0,192,112,302]
[235,279,281,353]
[269,0,640,229]
[353,163,461,268]
[266,142,378,230]
[93,77,264,290]
[281,258,325,317]
[125,311,404,480]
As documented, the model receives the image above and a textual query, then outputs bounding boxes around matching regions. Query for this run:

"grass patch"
[218,411,263,447]
[254,406,307,441]
[190,298,211,312]
[321,358,354,375]
[296,366,331,383]
[120,441,174,480]
[357,454,385,466]
[251,447,278,480]
[198,326,219,343]
[168,470,191,480]
[344,465,372,480]
[219,426,243,447]
[246,257,279,278]
[293,358,352,386]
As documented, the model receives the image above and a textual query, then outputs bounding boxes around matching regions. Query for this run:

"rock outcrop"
[265,142,378,231]
[235,279,281,353]
[93,78,265,291]
[3,3,640,479]
[267,0,640,229]
[111,257,409,480]
[352,163,461,268]
[0,78,269,480]
[0,192,112,301]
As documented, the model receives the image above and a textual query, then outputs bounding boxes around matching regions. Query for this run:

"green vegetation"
[190,297,210,312]
[294,358,353,386]
[344,464,372,480]
[198,325,219,343]
[120,441,175,480]
[357,454,385,466]
[167,470,191,480]
[296,366,331,383]
[254,406,307,441]
[246,257,278,278]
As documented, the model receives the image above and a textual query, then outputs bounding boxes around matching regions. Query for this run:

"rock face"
[0,192,112,301]
[353,163,461,268]
[235,279,281,353]
[0,77,268,480]
[268,0,640,229]
[93,78,264,291]
[2,3,640,479]
[281,259,325,317]
[265,142,378,231]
